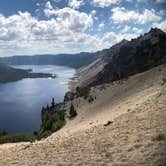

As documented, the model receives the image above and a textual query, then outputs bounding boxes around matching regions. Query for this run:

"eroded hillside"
[0,64,165,166]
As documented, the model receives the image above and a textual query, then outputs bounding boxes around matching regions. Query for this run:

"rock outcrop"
[91,28,166,86]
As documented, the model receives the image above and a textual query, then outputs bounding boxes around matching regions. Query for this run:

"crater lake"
[0,65,75,133]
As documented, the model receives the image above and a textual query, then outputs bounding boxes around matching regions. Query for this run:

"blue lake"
[0,65,75,134]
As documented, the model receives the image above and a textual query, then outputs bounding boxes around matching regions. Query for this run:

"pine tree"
[51,98,55,108]
[69,104,77,118]
[42,106,45,111]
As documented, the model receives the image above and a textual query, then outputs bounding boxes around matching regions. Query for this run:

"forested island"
[0,63,56,83]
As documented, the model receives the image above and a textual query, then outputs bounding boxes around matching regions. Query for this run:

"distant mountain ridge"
[0,52,100,69]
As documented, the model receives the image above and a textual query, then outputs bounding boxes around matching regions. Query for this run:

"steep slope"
[76,58,106,87]
[76,39,129,86]
[77,28,166,86]
[0,64,165,165]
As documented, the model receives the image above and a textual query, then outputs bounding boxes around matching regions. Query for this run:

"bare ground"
[0,64,166,166]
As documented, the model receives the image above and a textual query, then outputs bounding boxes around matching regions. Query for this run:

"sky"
[0,0,166,57]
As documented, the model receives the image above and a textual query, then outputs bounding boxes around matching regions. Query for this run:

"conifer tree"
[51,98,55,108]
[69,103,77,118]
[42,106,45,112]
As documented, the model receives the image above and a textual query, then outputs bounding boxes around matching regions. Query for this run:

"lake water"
[0,65,75,134]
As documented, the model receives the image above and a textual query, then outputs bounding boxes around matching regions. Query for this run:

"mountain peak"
[121,39,129,43]
[149,27,165,35]
[87,27,166,86]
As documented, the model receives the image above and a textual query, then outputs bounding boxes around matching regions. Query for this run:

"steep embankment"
[77,28,166,87]
[0,64,165,165]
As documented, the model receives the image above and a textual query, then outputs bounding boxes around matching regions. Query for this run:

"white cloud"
[120,25,143,34]
[132,27,143,33]
[43,2,93,32]
[153,20,166,32]
[0,8,142,57]
[0,1,164,57]
[53,8,93,32]
[43,1,93,32]
[111,7,161,24]
[0,5,96,56]
[68,0,84,9]
[44,1,58,16]
[0,12,36,42]
[99,29,141,49]
[0,6,149,57]
[158,9,166,16]
[155,0,166,3]
[137,0,166,3]
[121,25,131,33]
[91,10,96,16]
[137,0,147,2]
[111,7,138,24]
[36,3,40,7]
[45,1,53,10]
[98,22,105,31]
[92,0,121,8]
[101,31,118,45]
[90,10,98,21]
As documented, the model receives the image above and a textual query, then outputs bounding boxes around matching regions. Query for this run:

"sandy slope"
[76,58,106,87]
[0,64,166,166]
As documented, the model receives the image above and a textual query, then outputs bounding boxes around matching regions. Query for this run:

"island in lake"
[0,63,56,83]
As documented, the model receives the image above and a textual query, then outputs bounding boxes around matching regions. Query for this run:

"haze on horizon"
[0,0,166,57]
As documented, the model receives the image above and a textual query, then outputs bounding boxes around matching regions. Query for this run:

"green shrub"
[76,86,90,99]
[51,118,65,132]
[69,104,77,118]
[0,134,35,144]
[161,78,166,86]
[0,129,8,137]
[152,133,166,142]
[51,98,55,108]
[36,130,52,140]
[37,111,66,140]
[88,96,94,103]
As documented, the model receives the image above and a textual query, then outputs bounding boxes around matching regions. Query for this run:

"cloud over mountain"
[0,0,165,56]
